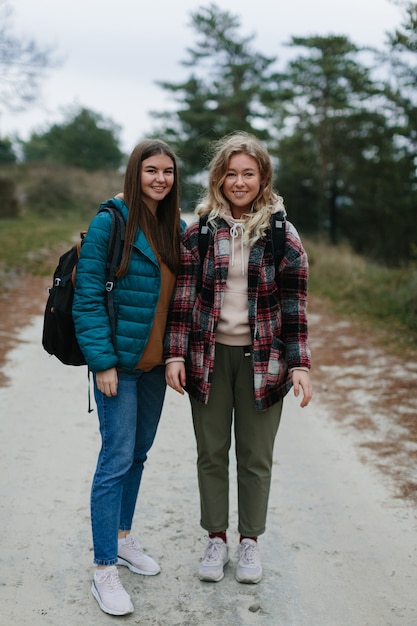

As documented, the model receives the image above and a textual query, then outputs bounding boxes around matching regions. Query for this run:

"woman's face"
[141,153,175,212]
[221,153,263,219]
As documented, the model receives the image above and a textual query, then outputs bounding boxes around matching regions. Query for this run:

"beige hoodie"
[215,208,252,346]
[215,204,286,347]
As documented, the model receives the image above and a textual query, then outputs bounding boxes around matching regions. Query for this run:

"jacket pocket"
[186,329,205,376]
[265,334,286,386]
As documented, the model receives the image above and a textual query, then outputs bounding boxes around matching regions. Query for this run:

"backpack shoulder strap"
[102,206,125,284]
[98,205,126,346]
[196,214,211,294]
[71,231,87,288]
[270,212,286,272]
[198,214,210,257]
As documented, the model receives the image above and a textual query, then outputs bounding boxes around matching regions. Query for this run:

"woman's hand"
[166,362,186,395]
[292,369,313,408]
[96,367,118,397]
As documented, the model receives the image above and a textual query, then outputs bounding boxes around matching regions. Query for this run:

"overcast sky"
[2,0,403,153]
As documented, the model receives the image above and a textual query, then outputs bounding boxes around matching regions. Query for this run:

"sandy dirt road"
[0,314,416,626]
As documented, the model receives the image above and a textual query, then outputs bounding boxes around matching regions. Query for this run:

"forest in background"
[0,1,416,344]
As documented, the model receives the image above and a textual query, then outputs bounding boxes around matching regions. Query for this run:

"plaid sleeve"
[164,222,200,360]
[279,223,311,369]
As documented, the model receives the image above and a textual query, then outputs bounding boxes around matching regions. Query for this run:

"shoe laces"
[203,538,225,563]
[123,535,144,557]
[239,540,258,565]
[96,567,124,591]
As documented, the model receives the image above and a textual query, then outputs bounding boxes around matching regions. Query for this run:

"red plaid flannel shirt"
[164,218,311,411]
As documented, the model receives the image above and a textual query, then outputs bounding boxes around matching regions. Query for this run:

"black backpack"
[42,205,125,366]
[196,212,286,293]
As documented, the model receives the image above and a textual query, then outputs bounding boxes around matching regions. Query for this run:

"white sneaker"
[91,566,134,616]
[236,538,262,584]
[198,537,229,582]
[117,534,161,575]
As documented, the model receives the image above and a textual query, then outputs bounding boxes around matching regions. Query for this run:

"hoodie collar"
[219,206,246,275]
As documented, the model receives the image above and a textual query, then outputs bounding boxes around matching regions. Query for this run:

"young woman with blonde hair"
[165,131,312,585]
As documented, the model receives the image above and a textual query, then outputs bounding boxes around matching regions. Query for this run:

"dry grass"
[305,237,417,348]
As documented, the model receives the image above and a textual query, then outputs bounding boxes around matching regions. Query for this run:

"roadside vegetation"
[306,238,417,347]
[0,163,416,351]
[0,164,123,276]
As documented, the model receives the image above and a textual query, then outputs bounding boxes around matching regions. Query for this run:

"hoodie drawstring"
[230,222,246,275]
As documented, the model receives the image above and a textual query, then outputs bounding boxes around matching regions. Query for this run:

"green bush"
[26,172,76,216]
[0,176,18,218]
[14,162,124,218]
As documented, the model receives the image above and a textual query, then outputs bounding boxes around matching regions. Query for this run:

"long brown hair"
[117,139,181,277]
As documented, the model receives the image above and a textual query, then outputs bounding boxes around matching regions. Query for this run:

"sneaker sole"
[236,572,263,584]
[91,582,134,616]
[198,557,229,582]
[117,557,161,576]
[199,570,225,582]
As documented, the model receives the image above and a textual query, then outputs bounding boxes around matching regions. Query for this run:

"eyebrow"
[143,164,174,171]
[227,167,257,173]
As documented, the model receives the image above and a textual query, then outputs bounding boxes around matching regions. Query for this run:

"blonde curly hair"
[196,131,286,245]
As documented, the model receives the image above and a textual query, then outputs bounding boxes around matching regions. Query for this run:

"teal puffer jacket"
[73,197,168,373]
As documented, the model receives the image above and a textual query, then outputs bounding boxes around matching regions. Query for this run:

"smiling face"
[221,153,263,219]
[140,153,175,213]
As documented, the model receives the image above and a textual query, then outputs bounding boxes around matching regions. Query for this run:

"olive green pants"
[190,343,283,537]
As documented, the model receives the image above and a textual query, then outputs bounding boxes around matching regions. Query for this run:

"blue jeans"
[91,366,166,566]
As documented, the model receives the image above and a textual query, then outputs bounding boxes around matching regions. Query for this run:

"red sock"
[209,531,227,543]
[240,535,257,543]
